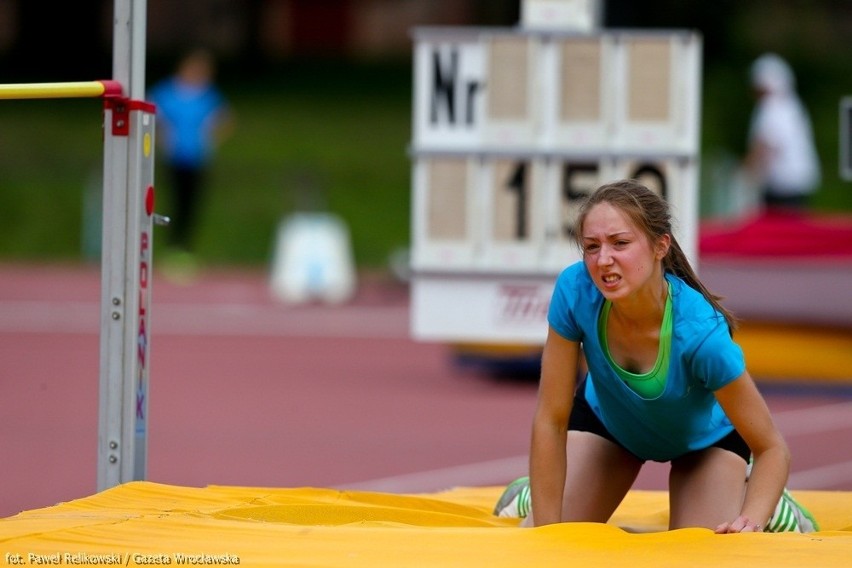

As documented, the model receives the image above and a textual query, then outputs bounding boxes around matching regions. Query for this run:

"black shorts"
[568,383,751,464]
[762,188,809,210]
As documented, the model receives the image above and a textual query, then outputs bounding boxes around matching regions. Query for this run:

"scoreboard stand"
[409,4,702,346]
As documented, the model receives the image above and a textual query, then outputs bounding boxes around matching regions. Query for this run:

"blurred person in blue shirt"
[149,49,234,255]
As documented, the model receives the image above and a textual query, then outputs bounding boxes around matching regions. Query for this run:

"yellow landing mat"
[2,482,851,567]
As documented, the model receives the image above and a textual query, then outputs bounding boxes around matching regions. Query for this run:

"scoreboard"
[409,27,702,344]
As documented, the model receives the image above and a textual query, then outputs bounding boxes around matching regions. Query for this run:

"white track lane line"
[773,400,852,436]
[337,455,529,493]
[788,461,852,489]
[342,402,852,493]
[0,300,409,338]
[774,401,852,489]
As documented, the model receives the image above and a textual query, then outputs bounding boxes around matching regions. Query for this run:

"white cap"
[751,53,795,94]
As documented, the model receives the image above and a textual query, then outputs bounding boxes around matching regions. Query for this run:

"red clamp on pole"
[100,79,129,136]
[106,98,130,136]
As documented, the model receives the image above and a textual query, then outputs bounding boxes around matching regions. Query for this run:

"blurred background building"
[0,1,850,78]
[0,0,850,268]
[0,0,515,75]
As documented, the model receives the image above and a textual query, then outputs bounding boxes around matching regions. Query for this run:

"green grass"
[0,99,104,259]
[0,60,414,269]
[191,61,413,267]
[1,58,850,269]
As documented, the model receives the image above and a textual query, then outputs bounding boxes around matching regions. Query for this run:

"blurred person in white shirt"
[744,53,821,214]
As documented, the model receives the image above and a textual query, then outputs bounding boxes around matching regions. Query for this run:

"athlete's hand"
[715,515,762,534]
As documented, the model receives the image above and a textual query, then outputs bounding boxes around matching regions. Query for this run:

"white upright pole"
[98,0,152,491]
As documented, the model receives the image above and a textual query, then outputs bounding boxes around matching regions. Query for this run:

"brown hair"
[575,179,737,331]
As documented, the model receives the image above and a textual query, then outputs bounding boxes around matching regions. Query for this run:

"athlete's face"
[580,202,668,302]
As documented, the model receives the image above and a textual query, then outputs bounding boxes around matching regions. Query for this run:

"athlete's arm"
[528,327,580,526]
[713,370,790,533]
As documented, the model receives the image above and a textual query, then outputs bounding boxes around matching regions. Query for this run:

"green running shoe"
[493,476,531,518]
[764,488,819,533]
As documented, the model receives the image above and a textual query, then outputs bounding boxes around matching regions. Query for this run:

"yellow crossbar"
[0,80,122,100]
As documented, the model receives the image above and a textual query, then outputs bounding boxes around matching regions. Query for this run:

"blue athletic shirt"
[149,79,227,167]
[548,261,746,462]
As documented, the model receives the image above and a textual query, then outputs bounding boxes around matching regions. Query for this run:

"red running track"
[1,263,851,518]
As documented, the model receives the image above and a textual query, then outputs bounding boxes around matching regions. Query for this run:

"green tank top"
[598,282,673,399]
